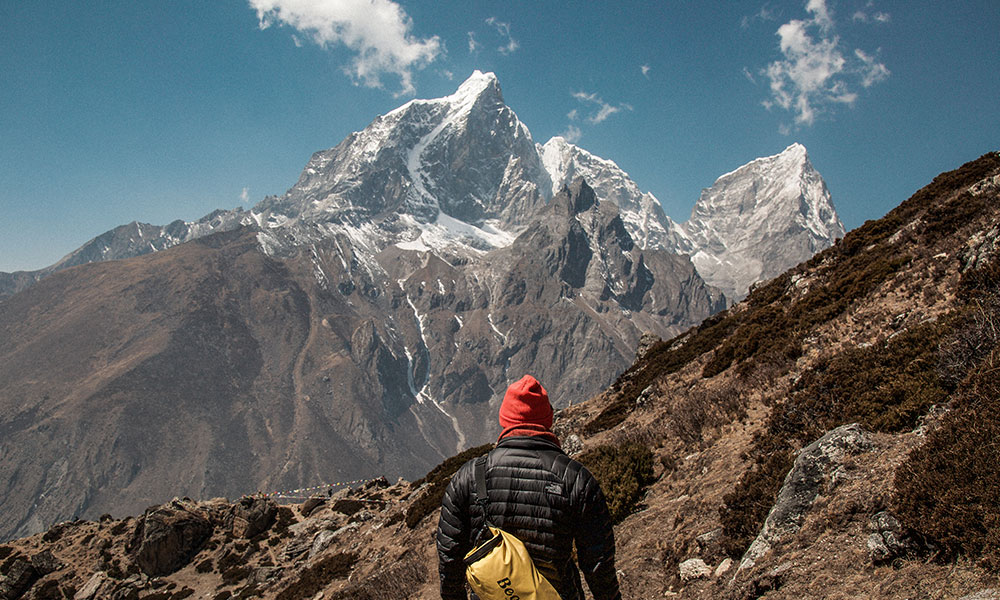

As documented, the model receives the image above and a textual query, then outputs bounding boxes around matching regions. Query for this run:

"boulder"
[714,558,733,578]
[331,499,366,517]
[678,558,712,581]
[866,511,920,564]
[29,550,63,576]
[300,497,326,518]
[0,556,39,600]
[130,501,213,576]
[229,495,277,539]
[739,424,872,572]
[636,333,661,360]
[74,572,113,600]
[362,476,389,491]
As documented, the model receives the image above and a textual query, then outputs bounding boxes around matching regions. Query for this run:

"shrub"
[893,260,1000,571]
[577,443,656,523]
[404,443,493,528]
[274,552,358,600]
[719,449,795,558]
[893,359,1000,570]
[584,310,741,433]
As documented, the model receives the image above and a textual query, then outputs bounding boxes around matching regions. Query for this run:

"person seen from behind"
[436,374,621,599]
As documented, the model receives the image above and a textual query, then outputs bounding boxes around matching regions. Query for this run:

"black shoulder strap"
[474,455,489,510]
[473,454,493,543]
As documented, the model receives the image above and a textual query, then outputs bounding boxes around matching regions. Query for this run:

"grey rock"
[228,495,277,539]
[300,497,326,518]
[714,558,733,578]
[739,424,872,572]
[962,224,1000,272]
[309,530,340,558]
[129,502,213,576]
[960,590,1000,600]
[74,572,112,600]
[561,434,583,457]
[29,549,62,575]
[282,537,312,562]
[0,556,39,600]
[866,511,919,564]
[678,558,712,581]
[635,333,661,360]
[349,510,375,523]
[252,566,284,584]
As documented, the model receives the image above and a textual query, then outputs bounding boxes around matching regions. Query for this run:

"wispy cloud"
[761,0,889,127]
[467,31,480,54]
[852,1,891,24]
[741,4,775,29]
[248,0,441,97]
[485,17,519,55]
[641,64,651,79]
[571,91,632,124]
[560,125,582,144]
[240,187,250,204]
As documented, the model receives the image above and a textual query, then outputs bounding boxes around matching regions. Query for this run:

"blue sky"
[1,1,997,272]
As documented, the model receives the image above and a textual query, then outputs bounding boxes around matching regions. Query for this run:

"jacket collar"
[495,435,564,454]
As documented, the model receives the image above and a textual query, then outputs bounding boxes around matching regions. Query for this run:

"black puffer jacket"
[436,436,620,600]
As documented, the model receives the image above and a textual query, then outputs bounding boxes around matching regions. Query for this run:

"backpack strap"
[473,455,492,544]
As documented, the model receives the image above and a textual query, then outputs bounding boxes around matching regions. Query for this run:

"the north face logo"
[544,483,563,495]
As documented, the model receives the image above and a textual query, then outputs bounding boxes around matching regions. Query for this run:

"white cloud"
[240,187,250,204]
[560,125,582,144]
[467,31,480,54]
[762,0,889,127]
[571,91,631,124]
[741,5,775,29]
[567,108,578,121]
[248,0,441,96]
[853,2,891,23]
[805,0,833,30]
[856,49,890,87]
[641,64,651,78]
[485,17,519,55]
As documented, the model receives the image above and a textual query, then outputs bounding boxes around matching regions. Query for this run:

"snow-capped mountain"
[669,143,845,299]
[2,73,842,306]
[541,136,688,252]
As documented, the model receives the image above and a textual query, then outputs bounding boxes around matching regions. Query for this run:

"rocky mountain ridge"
[1,152,997,600]
[2,73,840,304]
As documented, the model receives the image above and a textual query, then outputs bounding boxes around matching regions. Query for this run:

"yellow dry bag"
[463,456,561,600]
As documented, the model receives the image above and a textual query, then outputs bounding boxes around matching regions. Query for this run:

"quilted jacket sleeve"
[436,462,473,600]
[573,466,621,600]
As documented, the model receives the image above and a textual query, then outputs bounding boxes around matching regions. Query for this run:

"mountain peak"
[450,70,503,106]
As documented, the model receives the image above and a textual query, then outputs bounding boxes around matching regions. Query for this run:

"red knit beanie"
[499,375,553,430]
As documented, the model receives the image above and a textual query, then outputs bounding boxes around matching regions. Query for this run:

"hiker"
[436,374,621,600]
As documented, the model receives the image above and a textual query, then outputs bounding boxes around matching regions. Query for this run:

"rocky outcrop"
[129,500,213,576]
[227,496,277,539]
[866,511,923,565]
[0,555,39,600]
[738,424,873,572]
